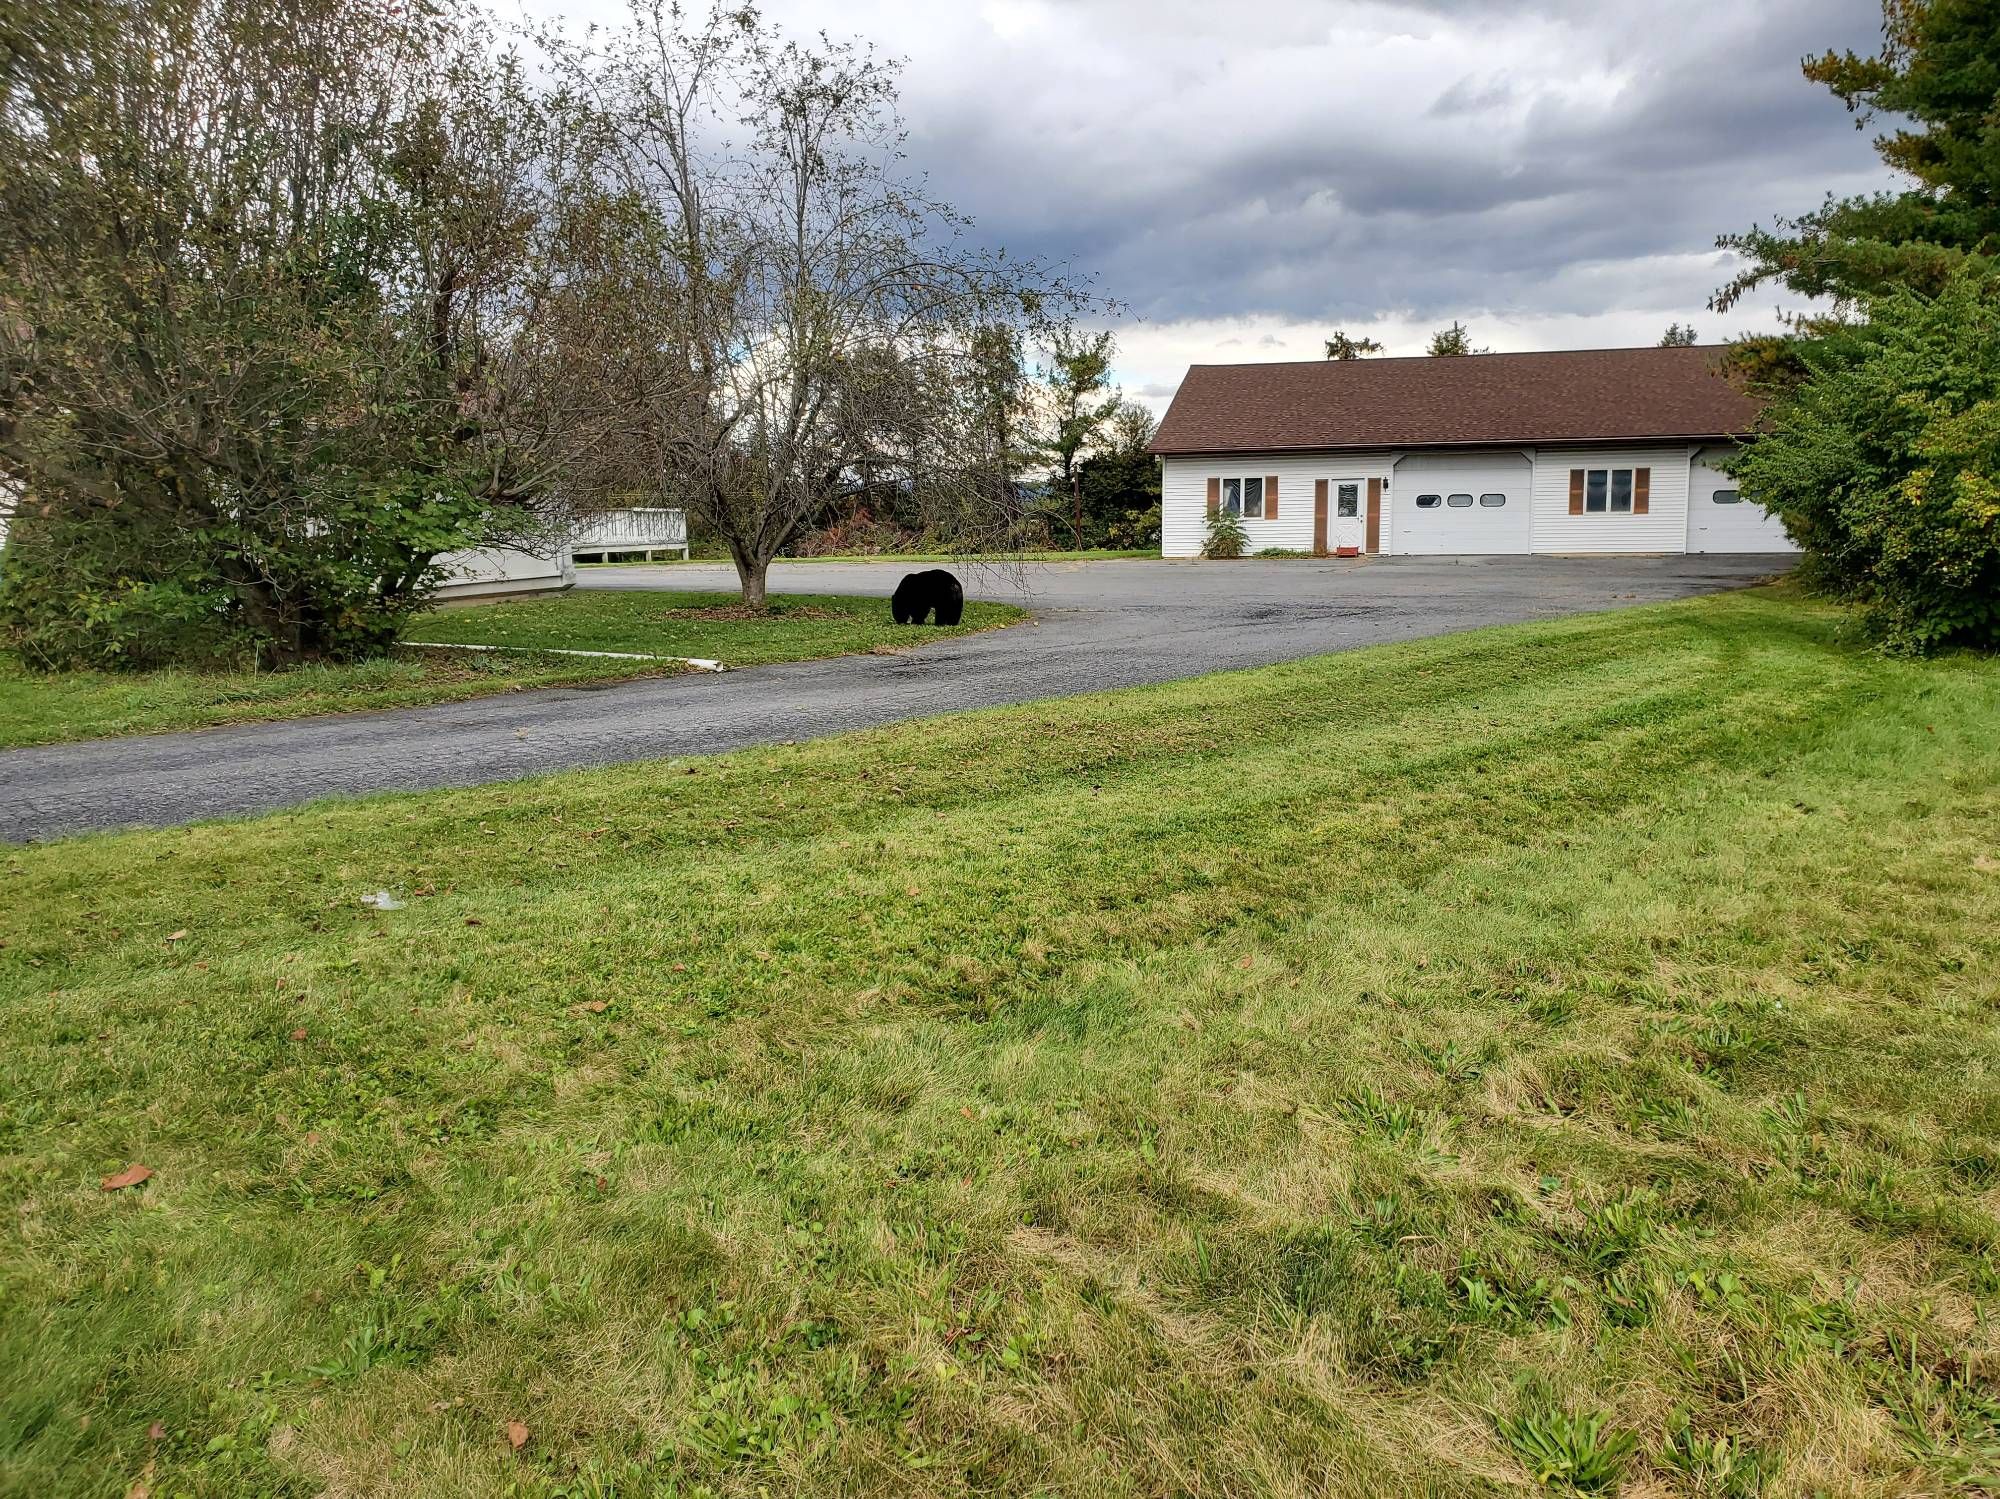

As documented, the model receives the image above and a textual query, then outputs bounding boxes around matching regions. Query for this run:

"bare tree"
[543,2,1092,607]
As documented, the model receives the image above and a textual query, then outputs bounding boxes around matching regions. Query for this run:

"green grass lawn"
[407,589,1019,664]
[0,591,1020,748]
[4,587,1999,1497]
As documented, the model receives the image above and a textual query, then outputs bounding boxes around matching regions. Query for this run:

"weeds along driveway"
[0,555,1787,841]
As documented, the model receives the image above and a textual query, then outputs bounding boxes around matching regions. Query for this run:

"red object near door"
[1335,544,1361,557]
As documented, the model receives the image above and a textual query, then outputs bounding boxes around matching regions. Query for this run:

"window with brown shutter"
[1572,466,1649,517]
[1210,472,1275,520]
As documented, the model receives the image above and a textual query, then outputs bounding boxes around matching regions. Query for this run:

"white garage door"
[1687,451,1797,553]
[1392,453,1532,555]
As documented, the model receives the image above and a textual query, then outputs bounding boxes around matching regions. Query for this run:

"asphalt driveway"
[0,555,1788,841]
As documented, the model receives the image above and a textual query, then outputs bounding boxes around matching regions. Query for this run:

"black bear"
[891,569,964,626]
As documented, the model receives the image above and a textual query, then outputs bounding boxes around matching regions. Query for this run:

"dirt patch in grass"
[646,603,843,622]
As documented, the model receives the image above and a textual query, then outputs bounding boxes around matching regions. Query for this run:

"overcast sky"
[525,0,1903,412]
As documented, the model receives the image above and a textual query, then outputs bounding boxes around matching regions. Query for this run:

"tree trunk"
[734,549,770,611]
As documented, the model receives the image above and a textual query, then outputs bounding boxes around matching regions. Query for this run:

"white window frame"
[1582,467,1638,515]
[1217,474,1266,520]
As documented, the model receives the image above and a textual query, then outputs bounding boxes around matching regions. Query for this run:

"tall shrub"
[0,0,588,667]
[1203,509,1248,560]
[1730,271,2000,652]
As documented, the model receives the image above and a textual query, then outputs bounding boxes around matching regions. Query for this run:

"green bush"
[1202,509,1248,559]
[1731,270,2000,653]
[0,477,497,671]
[1104,501,1162,552]
[0,509,247,671]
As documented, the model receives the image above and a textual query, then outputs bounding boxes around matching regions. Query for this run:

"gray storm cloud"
[756,0,1896,322]
[535,0,1904,385]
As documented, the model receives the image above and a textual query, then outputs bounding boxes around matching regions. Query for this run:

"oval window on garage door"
[1446,493,1474,508]
[1479,493,1506,507]
[1415,494,1441,509]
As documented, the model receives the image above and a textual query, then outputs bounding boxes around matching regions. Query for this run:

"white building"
[433,539,575,601]
[1150,346,1795,558]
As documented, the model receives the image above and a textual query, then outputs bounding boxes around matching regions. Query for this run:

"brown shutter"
[1633,467,1650,515]
[1266,475,1279,520]
[1206,477,1220,518]
[1568,469,1585,515]
[1313,480,1328,555]
[1365,478,1382,553]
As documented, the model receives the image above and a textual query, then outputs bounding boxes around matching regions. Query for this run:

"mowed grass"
[0,590,1019,748]
[407,589,1019,665]
[3,587,1999,1497]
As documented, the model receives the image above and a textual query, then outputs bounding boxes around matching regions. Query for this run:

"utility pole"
[1072,474,1082,551]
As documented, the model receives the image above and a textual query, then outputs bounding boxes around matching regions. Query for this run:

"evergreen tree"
[1714,0,2000,319]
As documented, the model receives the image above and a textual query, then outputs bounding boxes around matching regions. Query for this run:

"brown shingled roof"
[1148,345,1762,455]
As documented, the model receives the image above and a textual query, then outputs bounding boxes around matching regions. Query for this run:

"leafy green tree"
[1427,321,1486,356]
[1659,321,1700,346]
[1073,400,1162,549]
[1714,0,2000,319]
[1726,270,2000,652]
[0,0,583,667]
[968,324,1038,512]
[1710,0,2000,652]
[1038,328,1122,489]
[1324,331,1385,359]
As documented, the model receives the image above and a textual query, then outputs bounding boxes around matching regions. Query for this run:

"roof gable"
[1148,345,1762,455]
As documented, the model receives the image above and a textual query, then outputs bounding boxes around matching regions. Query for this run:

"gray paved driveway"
[0,555,1787,841]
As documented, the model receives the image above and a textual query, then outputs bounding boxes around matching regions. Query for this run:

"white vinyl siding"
[1160,453,1392,557]
[1530,446,1693,554]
